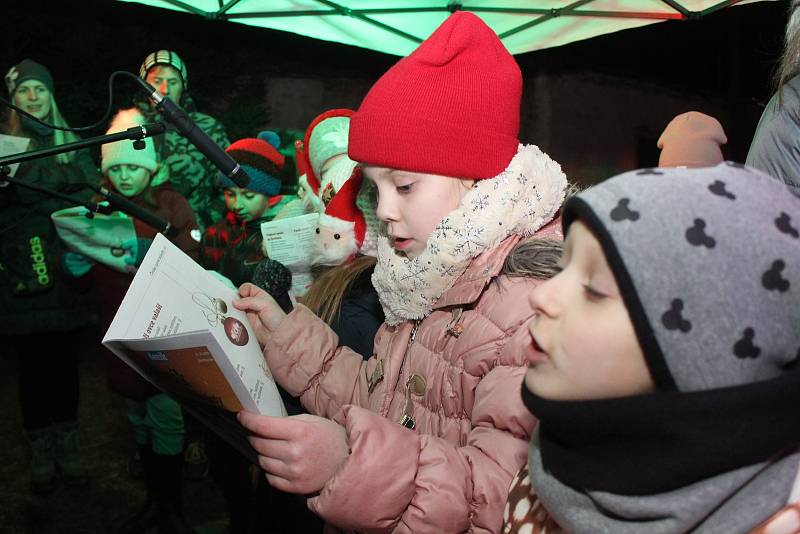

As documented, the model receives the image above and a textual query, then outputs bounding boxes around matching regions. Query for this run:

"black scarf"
[22,114,54,137]
[521,368,800,495]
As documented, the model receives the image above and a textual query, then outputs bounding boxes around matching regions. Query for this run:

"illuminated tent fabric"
[115,0,774,57]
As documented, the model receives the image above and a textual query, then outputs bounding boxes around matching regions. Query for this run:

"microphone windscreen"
[252,258,292,297]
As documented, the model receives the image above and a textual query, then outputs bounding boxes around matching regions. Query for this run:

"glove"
[62,252,94,277]
[122,237,153,267]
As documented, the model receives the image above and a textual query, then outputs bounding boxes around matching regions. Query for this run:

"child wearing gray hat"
[506,163,800,533]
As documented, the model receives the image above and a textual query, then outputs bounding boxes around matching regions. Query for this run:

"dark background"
[2,0,789,179]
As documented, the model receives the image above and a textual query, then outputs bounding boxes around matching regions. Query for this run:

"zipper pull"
[398,373,426,430]
[445,308,464,338]
[367,359,384,394]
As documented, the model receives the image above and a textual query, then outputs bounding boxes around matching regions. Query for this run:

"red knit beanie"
[349,11,521,180]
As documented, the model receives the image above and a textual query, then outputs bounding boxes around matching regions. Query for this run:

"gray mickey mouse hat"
[563,162,800,392]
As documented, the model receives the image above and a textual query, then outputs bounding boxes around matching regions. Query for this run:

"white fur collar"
[372,144,567,325]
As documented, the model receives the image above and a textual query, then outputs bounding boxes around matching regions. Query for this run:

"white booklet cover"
[102,233,286,418]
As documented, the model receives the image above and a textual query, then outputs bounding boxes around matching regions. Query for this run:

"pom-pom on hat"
[139,50,188,88]
[219,131,286,196]
[349,11,521,180]
[5,59,54,95]
[657,111,727,168]
[101,108,158,173]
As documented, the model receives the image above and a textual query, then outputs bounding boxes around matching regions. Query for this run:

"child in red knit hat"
[235,12,569,532]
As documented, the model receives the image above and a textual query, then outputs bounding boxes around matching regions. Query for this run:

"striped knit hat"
[218,131,285,196]
[139,50,188,88]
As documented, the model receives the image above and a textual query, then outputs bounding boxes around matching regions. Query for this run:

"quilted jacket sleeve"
[309,322,537,533]
[264,304,374,418]
[165,190,200,260]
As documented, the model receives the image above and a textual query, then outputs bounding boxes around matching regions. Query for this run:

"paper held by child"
[102,233,286,419]
[260,212,318,298]
[51,206,137,273]
[0,133,30,179]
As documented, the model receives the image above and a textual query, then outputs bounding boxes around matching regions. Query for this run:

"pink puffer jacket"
[265,236,541,533]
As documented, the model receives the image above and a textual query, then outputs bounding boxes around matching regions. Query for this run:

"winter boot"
[152,451,198,534]
[127,445,145,480]
[25,426,58,495]
[183,438,209,480]
[53,420,89,487]
[119,445,159,534]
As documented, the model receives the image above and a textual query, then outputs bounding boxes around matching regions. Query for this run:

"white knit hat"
[101,108,158,173]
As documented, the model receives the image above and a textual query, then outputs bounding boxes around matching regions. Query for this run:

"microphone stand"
[0,122,166,168]
[0,122,172,232]
[0,172,112,218]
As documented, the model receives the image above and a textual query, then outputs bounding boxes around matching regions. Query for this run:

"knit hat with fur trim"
[349,11,521,180]
[308,110,353,186]
[139,50,188,88]
[101,108,158,173]
[298,109,356,198]
[218,131,285,196]
[5,59,54,95]
[657,111,727,168]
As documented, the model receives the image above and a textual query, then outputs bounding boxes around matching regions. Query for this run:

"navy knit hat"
[5,59,54,95]
[219,131,285,196]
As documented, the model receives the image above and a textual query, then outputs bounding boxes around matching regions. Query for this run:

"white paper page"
[261,212,318,267]
[103,234,285,416]
[0,133,31,179]
[289,270,314,299]
[104,233,241,339]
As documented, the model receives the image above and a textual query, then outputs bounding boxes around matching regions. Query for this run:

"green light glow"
[115,0,775,56]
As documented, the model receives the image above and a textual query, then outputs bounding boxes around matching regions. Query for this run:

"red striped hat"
[219,131,285,196]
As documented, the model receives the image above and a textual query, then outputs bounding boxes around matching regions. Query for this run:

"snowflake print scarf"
[372,144,567,325]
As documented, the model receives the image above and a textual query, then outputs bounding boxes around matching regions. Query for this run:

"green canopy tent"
[116,0,775,57]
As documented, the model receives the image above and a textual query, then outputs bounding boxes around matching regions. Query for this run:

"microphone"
[137,79,250,188]
[94,185,178,237]
[252,258,293,313]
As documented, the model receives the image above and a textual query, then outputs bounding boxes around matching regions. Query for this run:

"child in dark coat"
[200,131,292,288]
[63,108,200,534]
